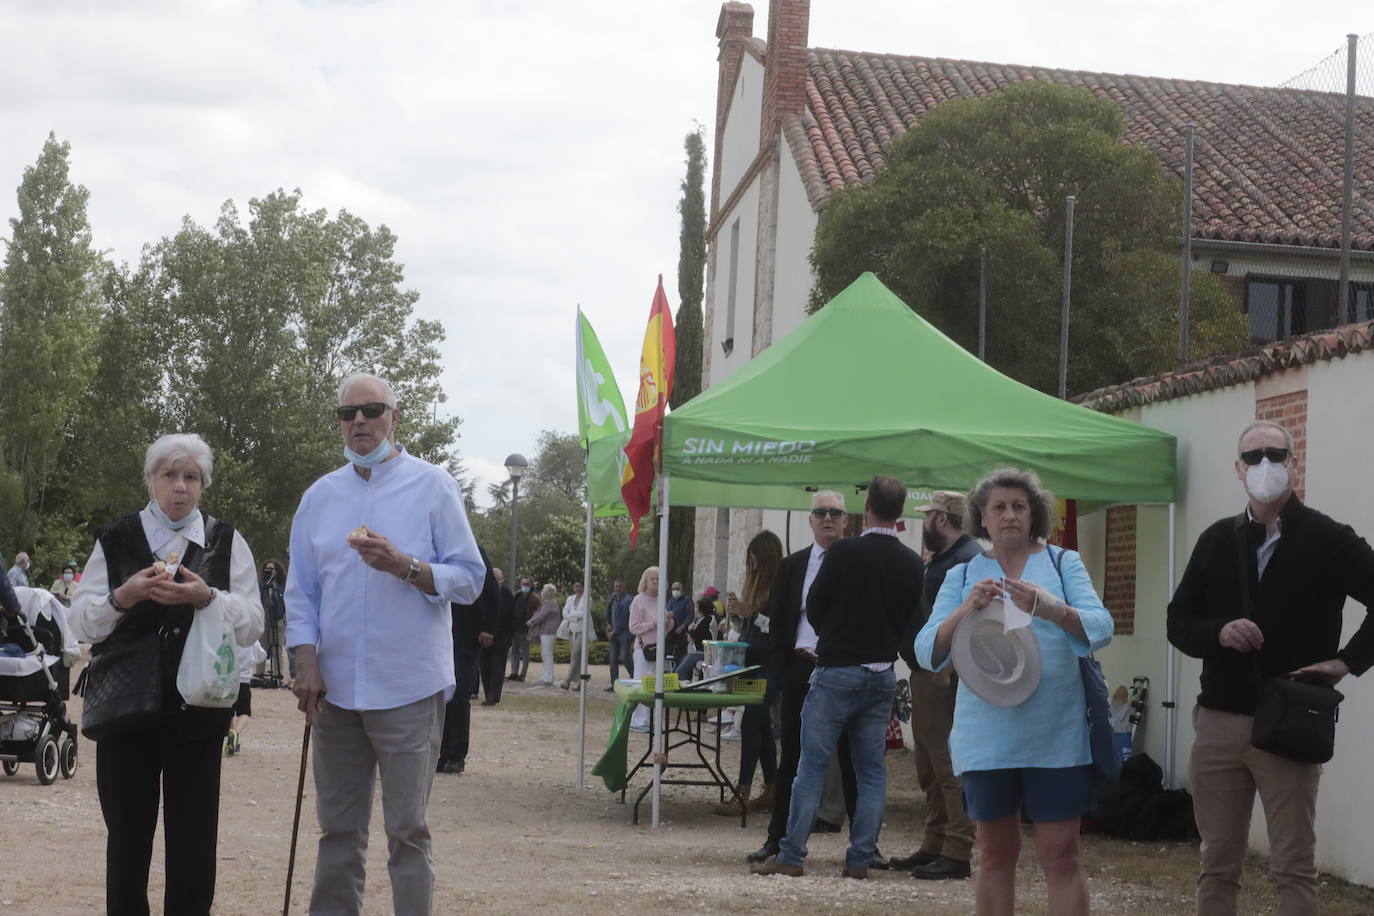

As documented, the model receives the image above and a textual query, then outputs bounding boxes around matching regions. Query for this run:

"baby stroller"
[0,586,81,784]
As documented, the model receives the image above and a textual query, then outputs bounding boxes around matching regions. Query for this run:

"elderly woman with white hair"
[70,433,264,916]
[526,583,562,685]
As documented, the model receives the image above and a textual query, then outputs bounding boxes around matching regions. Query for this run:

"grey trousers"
[309,692,445,916]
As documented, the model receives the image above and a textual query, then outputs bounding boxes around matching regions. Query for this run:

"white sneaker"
[629,723,651,733]
[721,727,742,741]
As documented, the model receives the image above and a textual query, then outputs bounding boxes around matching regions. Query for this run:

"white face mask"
[62,571,74,582]
[1245,458,1290,504]
[671,589,682,598]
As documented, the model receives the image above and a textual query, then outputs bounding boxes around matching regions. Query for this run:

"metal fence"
[1182,33,1374,352]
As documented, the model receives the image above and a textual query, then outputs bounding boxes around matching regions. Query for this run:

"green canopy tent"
[661,271,1176,507]
[632,274,1184,819]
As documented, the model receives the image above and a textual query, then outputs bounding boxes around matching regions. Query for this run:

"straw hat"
[950,601,1042,707]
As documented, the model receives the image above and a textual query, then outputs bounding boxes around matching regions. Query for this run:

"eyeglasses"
[810,507,845,520]
[336,402,389,422]
[1239,447,1290,466]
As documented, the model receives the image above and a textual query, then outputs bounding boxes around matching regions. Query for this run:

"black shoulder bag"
[1235,522,1343,764]
[75,628,164,740]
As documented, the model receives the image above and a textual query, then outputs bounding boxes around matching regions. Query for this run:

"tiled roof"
[792,50,1374,251]
[1076,320,1374,412]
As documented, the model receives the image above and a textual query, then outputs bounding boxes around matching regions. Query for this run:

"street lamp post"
[504,453,528,582]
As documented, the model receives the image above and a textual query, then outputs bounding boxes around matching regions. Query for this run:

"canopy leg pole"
[1165,502,1178,787]
[651,477,670,828]
[578,499,593,789]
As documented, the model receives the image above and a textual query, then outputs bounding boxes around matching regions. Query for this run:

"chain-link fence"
[1181,33,1374,349]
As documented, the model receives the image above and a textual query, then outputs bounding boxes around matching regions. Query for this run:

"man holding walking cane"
[286,373,485,915]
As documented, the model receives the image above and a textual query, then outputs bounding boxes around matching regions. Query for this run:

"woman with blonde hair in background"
[526,583,562,685]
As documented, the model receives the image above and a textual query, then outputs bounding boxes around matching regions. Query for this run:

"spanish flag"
[621,276,676,546]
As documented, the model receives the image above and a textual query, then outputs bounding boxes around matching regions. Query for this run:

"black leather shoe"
[480,698,497,706]
[436,758,464,774]
[911,856,971,880]
[889,850,940,871]
[811,818,841,834]
[746,840,780,863]
[869,848,890,870]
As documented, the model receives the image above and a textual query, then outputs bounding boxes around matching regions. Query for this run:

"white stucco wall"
[708,178,760,388]
[717,55,764,202]
[771,147,820,339]
[1091,348,1374,884]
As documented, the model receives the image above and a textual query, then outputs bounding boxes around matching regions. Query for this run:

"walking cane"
[284,722,311,916]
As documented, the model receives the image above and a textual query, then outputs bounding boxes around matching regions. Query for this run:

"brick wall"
[1254,390,1307,499]
[759,0,810,152]
[1103,505,1137,635]
[711,3,755,221]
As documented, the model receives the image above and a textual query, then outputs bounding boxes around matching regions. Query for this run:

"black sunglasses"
[1239,447,1290,466]
[336,402,390,422]
[810,507,845,520]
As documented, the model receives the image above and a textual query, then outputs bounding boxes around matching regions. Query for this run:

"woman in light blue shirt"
[916,468,1112,916]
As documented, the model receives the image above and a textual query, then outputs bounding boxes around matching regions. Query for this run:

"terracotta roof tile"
[1076,321,1374,412]
[798,50,1374,251]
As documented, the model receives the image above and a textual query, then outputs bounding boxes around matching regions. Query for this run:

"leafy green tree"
[808,81,1248,395]
[140,189,458,559]
[667,127,707,587]
[0,134,104,560]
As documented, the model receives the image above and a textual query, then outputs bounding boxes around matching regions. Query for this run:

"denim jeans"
[777,665,895,870]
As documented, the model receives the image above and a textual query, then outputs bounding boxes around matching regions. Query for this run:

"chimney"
[713,3,756,221]
[759,0,810,153]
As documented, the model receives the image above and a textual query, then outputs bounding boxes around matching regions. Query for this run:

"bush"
[529,640,611,665]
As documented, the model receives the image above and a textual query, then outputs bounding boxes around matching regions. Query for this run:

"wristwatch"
[194,587,217,611]
[108,592,129,614]
[404,556,421,584]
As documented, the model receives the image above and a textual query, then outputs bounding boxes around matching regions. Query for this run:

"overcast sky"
[1,1,1366,503]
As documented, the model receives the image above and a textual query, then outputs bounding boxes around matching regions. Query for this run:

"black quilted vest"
[94,511,236,740]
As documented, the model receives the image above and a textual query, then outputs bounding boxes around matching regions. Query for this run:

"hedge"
[529,640,611,665]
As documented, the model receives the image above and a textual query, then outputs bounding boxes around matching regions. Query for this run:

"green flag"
[575,308,628,449]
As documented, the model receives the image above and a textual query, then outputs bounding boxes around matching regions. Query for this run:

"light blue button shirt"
[285,447,485,710]
[915,548,1113,775]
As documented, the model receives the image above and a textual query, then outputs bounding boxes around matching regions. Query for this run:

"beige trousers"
[1190,704,1320,916]
[910,670,973,861]
[309,692,445,916]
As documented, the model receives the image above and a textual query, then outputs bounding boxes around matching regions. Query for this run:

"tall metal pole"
[577,498,593,788]
[650,476,670,828]
[1339,33,1358,322]
[979,246,988,362]
[1179,124,1195,366]
[508,477,520,584]
[1058,196,1076,400]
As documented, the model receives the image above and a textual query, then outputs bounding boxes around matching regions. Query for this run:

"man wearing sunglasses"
[1168,420,1374,915]
[745,491,853,864]
[285,372,486,916]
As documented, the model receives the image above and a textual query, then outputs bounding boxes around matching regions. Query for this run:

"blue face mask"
[147,499,201,531]
[344,439,396,468]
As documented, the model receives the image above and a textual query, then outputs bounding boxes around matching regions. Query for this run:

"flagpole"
[651,475,670,828]
[577,497,593,788]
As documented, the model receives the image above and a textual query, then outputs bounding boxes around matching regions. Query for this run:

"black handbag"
[1049,548,1122,782]
[1251,674,1342,764]
[75,630,164,740]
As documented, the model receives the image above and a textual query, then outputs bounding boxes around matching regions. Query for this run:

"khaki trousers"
[1190,705,1320,916]
[910,670,973,861]
[309,692,445,916]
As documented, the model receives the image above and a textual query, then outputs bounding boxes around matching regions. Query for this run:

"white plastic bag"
[176,594,239,708]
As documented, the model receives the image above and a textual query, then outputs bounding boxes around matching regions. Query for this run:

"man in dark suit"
[752,475,924,880]
[439,546,499,772]
[480,567,516,705]
[746,489,863,865]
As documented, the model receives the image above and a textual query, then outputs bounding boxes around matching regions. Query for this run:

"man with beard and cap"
[1169,420,1374,915]
[891,490,981,880]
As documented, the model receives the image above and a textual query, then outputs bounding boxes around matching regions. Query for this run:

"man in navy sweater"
[752,475,924,879]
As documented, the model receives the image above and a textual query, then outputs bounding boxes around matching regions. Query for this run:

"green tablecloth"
[590,680,765,792]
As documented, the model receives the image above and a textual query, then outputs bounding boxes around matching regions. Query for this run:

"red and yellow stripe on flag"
[620,276,676,546]
[1050,498,1078,550]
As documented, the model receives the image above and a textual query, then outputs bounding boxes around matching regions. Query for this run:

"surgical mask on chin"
[344,439,396,468]
[147,499,201,531]
[1245,458,1289,504]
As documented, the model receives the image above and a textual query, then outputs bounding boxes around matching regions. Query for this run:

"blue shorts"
[961,765,1094,823]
